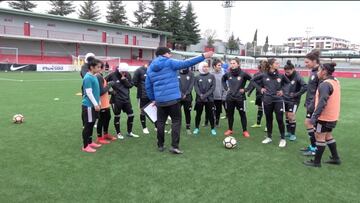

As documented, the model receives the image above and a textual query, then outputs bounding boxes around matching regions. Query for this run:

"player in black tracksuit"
[222,58,252,137]
[302,50,321,155]
[106,65,139,139]
[80,53,95,79]
[133,62,153,134]
[251,58,290,147]
[247,60,267,129]
[80,63,89,79]
[178,68,195,135]
[283,60,307,141]
[193,62,217,136]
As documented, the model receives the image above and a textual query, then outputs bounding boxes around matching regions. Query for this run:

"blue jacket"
[145,55,205,105]
[222,63,229,72]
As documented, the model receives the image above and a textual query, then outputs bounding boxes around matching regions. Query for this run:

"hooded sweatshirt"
[211,69,227,101]
[145,55,205,106]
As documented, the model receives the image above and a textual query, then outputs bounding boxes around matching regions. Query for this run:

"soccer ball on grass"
[223,136,237,149]
[13,114,24,124]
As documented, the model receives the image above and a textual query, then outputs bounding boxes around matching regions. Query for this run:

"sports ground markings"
[0,77,80,82]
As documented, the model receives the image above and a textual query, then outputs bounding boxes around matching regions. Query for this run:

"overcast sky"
[1,1,360,45]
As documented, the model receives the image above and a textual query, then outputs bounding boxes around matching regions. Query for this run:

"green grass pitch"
[0,72,360,202]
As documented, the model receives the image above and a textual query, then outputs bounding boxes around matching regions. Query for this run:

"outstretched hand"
[203,51,214,59]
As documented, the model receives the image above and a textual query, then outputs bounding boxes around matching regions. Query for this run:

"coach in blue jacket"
[146,47,214,154]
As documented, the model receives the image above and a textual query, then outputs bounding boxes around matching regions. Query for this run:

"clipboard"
[142,102,157,123]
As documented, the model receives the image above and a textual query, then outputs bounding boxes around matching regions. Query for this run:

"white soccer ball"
[223,136,237,149]
[13,114,24,124]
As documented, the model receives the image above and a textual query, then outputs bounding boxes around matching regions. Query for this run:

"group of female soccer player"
[178,56,306,148]
[80,54,140,153]
[80,50,342,167]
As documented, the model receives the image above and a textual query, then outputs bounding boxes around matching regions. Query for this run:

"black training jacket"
[283,71,308,103]
[106,71,133,103]
[133,66,149,100]
[247,71,263,99]
[222,68,252,101]
[80,63,89,79]
[305,66,320,111]
[194,73,216,102]
[250,70,290,104]
[178,70,195,102]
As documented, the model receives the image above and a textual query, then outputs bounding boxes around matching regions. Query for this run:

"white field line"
[0,77,80,82]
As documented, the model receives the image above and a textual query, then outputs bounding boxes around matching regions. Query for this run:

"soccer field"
[1,72,359,202]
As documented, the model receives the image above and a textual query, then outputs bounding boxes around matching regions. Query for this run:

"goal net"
[0,47,18,64]
[72,55,121,72]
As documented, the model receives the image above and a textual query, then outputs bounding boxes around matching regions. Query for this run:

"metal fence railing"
[0,24,160,48]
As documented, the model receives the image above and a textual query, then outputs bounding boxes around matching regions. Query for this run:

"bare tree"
[203,29,217,48]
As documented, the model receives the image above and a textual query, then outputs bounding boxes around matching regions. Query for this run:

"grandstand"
[0,8,172,69]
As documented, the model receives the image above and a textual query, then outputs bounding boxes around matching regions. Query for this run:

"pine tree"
[252,29,258,47]
[166,0,186,50]
[182,1,200,49]
[226,33,239,54]
[263,36,269,55]
[132,1,150,28]
[106,1,128,25]
[148,0,169,31]
[8,0,37,11]
[78,0,101,21]
[48,0,75,16]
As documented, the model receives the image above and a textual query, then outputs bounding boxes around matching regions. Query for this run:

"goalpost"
[72,55,121,72]
[0,47,18,64]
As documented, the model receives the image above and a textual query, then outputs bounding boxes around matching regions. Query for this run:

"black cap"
[155,47,171,57]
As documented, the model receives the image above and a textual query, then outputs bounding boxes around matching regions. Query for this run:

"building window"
[152,33,159,38]
[4,18,13,22]
[47,23,56,27]
[87,28,98,32]
[142,35,150,38]
[326,42,331,44]
[116,32,122,35]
